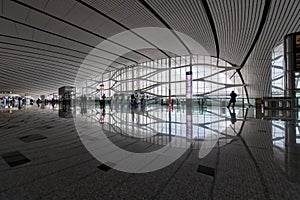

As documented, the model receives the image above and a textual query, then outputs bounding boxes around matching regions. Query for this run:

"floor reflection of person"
[80,105,87,115]
[84,95,87,109]
[80,95,86,109]
[51,98,55,109]
[228,108,237,124]
[80,95,83,107]
[18,97,22,110]
[141,104,145,112]
[141,96,145,107]
[99,108,105,123]
[130,94,137,108]
[36,98,40,108]
[131,107,135,121]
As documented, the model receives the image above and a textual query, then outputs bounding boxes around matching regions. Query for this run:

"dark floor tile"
[97,162,116,172]
[197,164,215,176]
[97,164,111,172]
[18,134,47,143]
[2,151,31,167]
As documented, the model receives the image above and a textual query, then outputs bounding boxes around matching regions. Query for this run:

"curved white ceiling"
[0,0,300,97]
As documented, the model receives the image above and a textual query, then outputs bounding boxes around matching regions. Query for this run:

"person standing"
[101,94,106,108]
[227,91,237,108]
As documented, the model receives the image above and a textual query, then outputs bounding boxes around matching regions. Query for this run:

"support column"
[284,35,295,100]
[132,66,134,94]
[168,58,171,103]
[284,32,300,106]
[186,55,193,140]
[168,58,172,139]
[285,110,297,146]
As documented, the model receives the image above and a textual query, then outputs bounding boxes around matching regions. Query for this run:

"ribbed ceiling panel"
[89,0,124,13]
[146,0,216,56]
[0,0,299,97]
[207,0,265,65]
[87,0,165,28]
[19,0,48,10]
[42,0,76,19]
[3,0,29,22]
[0,0,2,16]
[245,0,300,97]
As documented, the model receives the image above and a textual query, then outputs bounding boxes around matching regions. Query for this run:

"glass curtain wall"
[271,43,285,96]
[97,55,244,105]
[272,43,300,106]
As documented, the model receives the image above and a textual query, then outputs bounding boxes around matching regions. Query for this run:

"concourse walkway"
[0,104,300,199]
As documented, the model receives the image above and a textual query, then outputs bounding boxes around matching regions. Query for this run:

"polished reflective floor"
[1,103,300,199]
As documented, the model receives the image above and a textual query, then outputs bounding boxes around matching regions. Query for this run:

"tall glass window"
[271,43,285,96]
[78,54,245,104]
[110,55,241,98]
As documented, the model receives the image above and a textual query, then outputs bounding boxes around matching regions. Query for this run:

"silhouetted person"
[62,97,66,105]
[84,95,87,108]
[80,105,87,115]
[227,91,237,108]
[18,97,22,110]
[80,95,87,109]
[62,103,67,112]
[130,94,136,107]
[80,95,83,107]
[141,96,145,107]
[168,98,172,106]
[171,99,175,108]
[37,98,40,107]
[12,97,15,105]
[101,94,106,108]
[52,98,55,105]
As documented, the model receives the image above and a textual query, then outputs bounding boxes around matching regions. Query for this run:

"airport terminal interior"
[1,0,300,199]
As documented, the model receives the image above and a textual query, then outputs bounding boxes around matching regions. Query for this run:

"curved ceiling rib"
[207,0,266,65]
[138,0,192,55]
[201,0,219,59]
[236,0,272,103]
[76,0,171,59]
[202,0,251,104]
[239,0,272,70]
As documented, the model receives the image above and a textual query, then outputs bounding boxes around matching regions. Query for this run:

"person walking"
[227,91,237,108]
